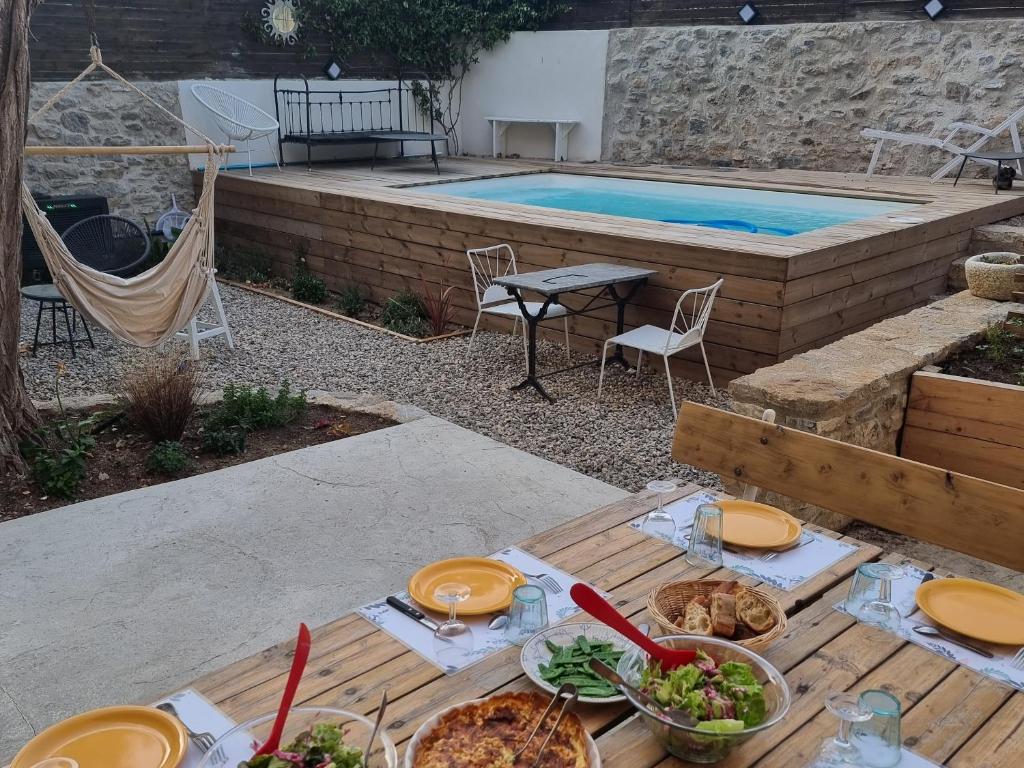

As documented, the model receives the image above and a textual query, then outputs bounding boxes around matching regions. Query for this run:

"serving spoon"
[589,659,696,728]
[570,584,697,670]
[253,623,312,756]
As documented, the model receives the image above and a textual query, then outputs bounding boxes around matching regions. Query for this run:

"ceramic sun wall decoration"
[263,0,299,45]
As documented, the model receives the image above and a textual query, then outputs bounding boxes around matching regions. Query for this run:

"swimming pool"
[412,172,918,236]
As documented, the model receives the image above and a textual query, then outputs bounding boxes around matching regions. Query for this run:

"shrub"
[20,363,95,499]
[146,441,192,476]
[204,381,307,433]
[983,324,1015,364]
[292,243,326,304]
[121,355,202,442]
[218,245,273,283]
[381,290,427,337]
[336,284,366,317]
[201,427,247,456]
[421,282,456,337]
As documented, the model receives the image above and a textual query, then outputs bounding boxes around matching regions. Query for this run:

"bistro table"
[493,263,657,403]
[172,484,1022,767]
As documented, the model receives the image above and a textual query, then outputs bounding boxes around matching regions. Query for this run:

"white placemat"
[896,747,943,767]
[358,546,596,674]
[630,491,860,590]
[835,565,1024,692]
[153,688,248,768]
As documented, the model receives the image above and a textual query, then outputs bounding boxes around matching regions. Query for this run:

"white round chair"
[190,84,280,175]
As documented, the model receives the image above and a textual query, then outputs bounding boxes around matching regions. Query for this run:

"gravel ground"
[18,285,728,493]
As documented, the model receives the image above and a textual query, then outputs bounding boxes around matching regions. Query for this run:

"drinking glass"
[685,503,724,567]
[504,584,549,646]
[851,690,902,768]
[814,691,874,766]
[845,563,906,632]
[433,582,473,670]
[642,480,678,542]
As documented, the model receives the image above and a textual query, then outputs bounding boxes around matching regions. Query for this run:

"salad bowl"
[196,706,397,768]
[616,635,790,764]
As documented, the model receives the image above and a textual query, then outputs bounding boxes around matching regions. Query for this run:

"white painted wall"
[178,78,443,170]
[458,30,608,162]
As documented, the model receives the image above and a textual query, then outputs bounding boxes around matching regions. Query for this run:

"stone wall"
[603,20,1024,174]
[726,291,1024,529]
[25,81,194,223]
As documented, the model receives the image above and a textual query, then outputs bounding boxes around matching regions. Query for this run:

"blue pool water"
[412,173,918,237]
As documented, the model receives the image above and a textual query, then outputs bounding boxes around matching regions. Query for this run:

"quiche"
[411,692,591,768]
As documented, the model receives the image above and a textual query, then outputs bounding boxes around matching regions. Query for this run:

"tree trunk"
[0,0,41,473]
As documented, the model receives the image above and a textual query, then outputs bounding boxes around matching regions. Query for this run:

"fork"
[1011,647,1024,670]
[156,701,217,753]
[760,531,814,561]
[523,571,563,594]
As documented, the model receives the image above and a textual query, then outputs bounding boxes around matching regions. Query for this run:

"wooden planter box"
[901,370,1024,490]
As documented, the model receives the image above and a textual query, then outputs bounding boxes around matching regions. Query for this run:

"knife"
[386,596,441,632]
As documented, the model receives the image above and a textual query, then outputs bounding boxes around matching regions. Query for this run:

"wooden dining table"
[176,483,1022,767]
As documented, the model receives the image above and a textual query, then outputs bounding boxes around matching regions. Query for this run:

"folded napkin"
[630,491,859,590]
[358,546,597,674]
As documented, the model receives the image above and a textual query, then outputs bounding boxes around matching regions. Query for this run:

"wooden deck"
[181,484,1023,767]
[204,157,1024,381]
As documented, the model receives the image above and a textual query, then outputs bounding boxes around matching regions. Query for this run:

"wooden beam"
[672,401,1024,570]
[25,144,235,156]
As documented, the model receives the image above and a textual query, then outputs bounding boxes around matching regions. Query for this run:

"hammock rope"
[23,36,231,348]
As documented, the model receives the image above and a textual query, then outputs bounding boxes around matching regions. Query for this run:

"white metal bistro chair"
[597,279,723,418]
[465,244,571,365]
[861,104,1024,181]
[190,84,280,175]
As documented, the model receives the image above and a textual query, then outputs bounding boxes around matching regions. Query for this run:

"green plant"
[146,441,192,476]
[336,284,366,317]
[421,281,456,336]
[121,355,201,442]
[218,245,273,284]
[292,244,327,304]
[20,363,96,499]
[380,290,427,337]
[983,324,1014,363]
[201,427,247,456]
[204,382,308,434]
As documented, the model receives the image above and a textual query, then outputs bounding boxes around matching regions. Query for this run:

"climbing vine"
[294,0,569,154]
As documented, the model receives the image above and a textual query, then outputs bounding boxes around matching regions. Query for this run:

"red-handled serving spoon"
[253,622,312,756]
[570,583,697,671]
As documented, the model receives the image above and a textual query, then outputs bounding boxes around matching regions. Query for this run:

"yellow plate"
[409,557,527,615]
[11,705,187,768]
[718,500,802,549]
[916,578,1024,645]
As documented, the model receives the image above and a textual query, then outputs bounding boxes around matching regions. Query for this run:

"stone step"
[969,223,1024,255]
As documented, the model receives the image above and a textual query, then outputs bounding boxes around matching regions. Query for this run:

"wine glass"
[845,563,906,632]
[433,582,473,670]
[814,691,874,766]
[642,480,678,542]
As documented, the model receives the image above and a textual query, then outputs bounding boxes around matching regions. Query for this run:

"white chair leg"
[465,311,482,360]
[597,339,614,402]
[266,133,281,170]
[664,354,678,420]
[699,341,716,396]
[563,316,571,364]
[188,317,200,360]
[636,349,643,376]
[209,277,234,350]
[521,317,529,367]
[866,140,884,178]
[247,139,254,176]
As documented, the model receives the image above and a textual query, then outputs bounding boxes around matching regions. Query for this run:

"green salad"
[640,650,766,732]
[239,722,362,768]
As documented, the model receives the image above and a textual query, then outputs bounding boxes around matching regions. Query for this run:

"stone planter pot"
[965,252,1022,301]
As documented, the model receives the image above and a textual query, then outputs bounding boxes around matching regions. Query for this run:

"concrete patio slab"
[0,415,626,761]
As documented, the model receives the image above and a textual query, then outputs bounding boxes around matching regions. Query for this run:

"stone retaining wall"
[727,292,1024,529]
[25,81,194,222]
[603,20,1024,174]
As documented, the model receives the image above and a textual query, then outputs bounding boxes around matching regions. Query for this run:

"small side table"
[952,150,1024,193]
[21,283,94,357]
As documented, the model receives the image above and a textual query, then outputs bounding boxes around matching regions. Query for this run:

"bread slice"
[675,600,712,635]
[710,593,737,638]
[735,588,776,633]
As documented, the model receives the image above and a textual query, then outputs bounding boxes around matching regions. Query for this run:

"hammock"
[22,43,233,348]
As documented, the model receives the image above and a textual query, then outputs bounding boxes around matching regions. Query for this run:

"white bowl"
[405,697,601,768]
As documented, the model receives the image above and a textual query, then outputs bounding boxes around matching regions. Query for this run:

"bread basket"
[647,580,786,652]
